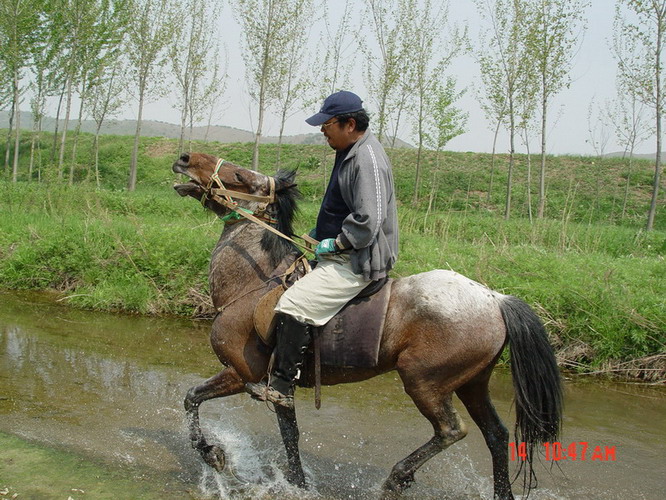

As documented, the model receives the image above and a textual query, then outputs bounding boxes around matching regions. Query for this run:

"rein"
[214,254,311,314]
[203,158,317,255]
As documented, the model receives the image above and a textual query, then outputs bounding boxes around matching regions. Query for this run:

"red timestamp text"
[509,441,617,462]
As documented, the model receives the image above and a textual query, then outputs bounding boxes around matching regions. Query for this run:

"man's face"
[320,117,357,151]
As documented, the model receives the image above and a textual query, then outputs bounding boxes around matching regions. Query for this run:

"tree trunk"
[391,96,407,148]
[412,99,425,206]
[377,92,388,144]
[647,17,663,231]
[4,100,14,173]
[413,141,423,206]
[29,127,36,181]
[204,105,214,142]
[647,141,662,231]
[178,100,187,154]
[525,132,533,223]
[29,105,42,182]
[12,94,21,182]
[69,85,86,185]
[538,86,547,218]
[488,116,502,203]
[253,100,265,171]
[128,85,145,191]
[504,107,516,220]
[11,69,21,183]
[622,152,634,220]
[94,123,102,188]
[58,76,74,179]
[277,108,287,169]
[51,84,66,162]
[188,107,194,153]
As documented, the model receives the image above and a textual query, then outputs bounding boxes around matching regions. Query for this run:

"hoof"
[382,472,415,496]
[379,491,400,500]
[202,444,226,472]
[285,468,307,489]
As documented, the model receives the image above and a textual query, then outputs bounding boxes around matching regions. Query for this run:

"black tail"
[499,295,563,494]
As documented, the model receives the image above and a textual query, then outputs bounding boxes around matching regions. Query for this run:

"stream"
[1,290,663,499]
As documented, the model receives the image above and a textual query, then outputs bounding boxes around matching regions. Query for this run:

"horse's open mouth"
[172,160,204,197]
[173,179,204,197]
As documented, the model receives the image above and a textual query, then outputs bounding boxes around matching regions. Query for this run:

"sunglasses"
[320,120,339,129]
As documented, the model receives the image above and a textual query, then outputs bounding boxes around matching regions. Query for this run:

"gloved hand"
[314,238,337,260]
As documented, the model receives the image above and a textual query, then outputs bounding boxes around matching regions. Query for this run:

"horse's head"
[173,152,283,215]
[172,152,301,261]
[173,151,262,198]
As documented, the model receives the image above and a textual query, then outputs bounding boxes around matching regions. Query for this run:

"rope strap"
[214,195,316,255]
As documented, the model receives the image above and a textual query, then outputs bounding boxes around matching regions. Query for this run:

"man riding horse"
[247,90,399,408]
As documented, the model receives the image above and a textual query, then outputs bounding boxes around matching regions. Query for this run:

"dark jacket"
[335,130,399,280]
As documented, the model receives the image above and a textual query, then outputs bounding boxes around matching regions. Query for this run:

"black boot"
[246,314,311,408]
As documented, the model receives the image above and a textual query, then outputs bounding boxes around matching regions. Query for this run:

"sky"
[129,0,644,157]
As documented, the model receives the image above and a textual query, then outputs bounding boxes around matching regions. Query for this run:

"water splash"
[196,424,320,500]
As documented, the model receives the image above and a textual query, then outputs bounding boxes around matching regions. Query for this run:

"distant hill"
[604,151,657,161]
[0,111,413,149]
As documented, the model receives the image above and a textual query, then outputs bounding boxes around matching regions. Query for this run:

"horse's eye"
[235,172,245,184]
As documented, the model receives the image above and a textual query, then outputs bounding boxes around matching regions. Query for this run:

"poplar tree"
[169,0,223,154]
[364,0,413,144]
[88,54,127,186]
[273,0,313,167]
[406,0,465,204]
[125,0,178,191]
[312,0,357,101]
[613,0,666,231]
[0,0,40,181]
[526,0,588,218]
[422,77,467,217]
[423,78,468,171]
[53,0,94,180]
[27,1,62,182]
[475,0,535,219]
[476,64,507,204]
[605,83,651,219]
[68,0,128,185]
[235,0,293,170]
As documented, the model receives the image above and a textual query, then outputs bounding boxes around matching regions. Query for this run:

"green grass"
[0,130,664,372]
[0,432,190,499]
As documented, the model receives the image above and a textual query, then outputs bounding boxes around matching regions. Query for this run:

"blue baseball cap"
[305,91,364,126]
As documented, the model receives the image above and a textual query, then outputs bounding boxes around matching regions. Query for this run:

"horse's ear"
[276,180,297,193]
[272,169,298,195]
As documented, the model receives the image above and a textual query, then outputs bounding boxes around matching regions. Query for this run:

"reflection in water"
[1,290,664,499]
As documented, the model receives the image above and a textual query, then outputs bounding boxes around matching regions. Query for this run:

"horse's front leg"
[275,405,307,487]
[184,367,245,471]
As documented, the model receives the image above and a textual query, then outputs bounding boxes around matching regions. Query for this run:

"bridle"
[201,158,316,255]
[200,158,276,222]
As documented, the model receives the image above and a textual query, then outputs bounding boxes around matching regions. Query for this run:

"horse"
[172,152,563,499]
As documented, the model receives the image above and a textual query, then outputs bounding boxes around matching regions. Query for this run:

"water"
[0,290,664,499]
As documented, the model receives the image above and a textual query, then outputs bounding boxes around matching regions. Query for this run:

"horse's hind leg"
[456,378,514,500]
[382,381,467,497]
[184,367,245,471]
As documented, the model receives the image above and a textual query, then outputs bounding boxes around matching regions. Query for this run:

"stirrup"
[245,382,294,409]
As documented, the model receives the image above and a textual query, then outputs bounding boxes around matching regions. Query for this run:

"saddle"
[253,268,392,369]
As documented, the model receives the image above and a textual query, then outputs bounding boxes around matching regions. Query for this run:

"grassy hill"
[0,129,664,380]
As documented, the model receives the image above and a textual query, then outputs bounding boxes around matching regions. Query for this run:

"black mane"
[261,169,301,266]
